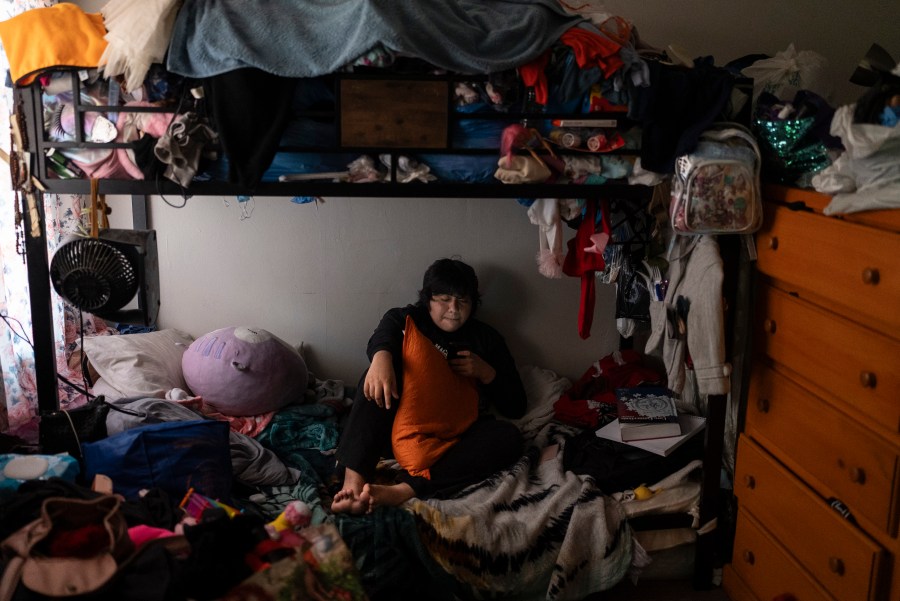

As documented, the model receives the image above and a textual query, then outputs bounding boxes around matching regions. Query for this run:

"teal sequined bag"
[753,116,831,185]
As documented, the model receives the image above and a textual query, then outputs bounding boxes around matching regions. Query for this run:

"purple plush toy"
[182,326,308,416]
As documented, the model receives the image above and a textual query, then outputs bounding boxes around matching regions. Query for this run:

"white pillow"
[89,377,125,399]
[82,329,195,399]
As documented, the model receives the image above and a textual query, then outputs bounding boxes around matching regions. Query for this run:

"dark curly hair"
[417,258,481,317]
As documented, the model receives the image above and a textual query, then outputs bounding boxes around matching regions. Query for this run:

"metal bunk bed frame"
[13,71,746,590]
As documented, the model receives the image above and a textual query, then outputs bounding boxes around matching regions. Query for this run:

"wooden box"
[340,79,448,149]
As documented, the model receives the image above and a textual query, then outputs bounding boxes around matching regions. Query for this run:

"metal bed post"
[692,391,727,588]
[21,189,59,415]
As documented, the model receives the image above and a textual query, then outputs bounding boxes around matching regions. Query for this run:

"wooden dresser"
[723,185,900,601]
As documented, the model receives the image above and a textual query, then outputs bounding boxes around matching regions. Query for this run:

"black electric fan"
[50,229,160,326]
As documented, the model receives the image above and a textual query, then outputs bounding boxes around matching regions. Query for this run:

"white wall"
[102,0,898,384]
[123,196,620,384]
[602,0,898,106]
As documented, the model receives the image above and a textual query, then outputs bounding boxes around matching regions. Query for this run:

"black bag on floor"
[39,396,144,461]
[562,428,703,494]
[38,396,112,461]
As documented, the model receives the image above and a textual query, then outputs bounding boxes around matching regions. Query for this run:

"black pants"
[335,372,523,499]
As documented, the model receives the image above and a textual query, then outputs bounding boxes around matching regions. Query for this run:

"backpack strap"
[0,556,24,601]
[700,122,762,164]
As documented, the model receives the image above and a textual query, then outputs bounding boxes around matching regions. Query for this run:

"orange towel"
[0,3,107,86]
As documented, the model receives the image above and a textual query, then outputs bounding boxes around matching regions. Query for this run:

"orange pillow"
[391,316,478,479]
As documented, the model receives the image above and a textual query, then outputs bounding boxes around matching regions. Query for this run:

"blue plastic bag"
[82,420,233,502]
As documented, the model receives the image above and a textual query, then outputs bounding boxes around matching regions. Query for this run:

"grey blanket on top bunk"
[166,0,586,79]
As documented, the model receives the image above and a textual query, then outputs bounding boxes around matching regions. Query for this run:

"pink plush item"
[181,326,308,416]
[128,525,177,548]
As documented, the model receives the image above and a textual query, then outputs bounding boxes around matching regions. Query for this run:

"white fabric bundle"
[813,104,900,214]
[99,0,183,92]
[527,198,582,279]
[528,199,565,278]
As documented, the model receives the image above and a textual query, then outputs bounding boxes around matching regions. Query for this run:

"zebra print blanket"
[406,422,634,600]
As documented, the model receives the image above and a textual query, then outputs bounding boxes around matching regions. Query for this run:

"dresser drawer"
[730,508,834,601]
[722,565,761,601]
[755,284,900,431]
[746,363,899,535]
[756,203,900,332]
[735,435,887,601]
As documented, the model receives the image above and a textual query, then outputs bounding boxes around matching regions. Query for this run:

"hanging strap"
[90,178,100,238]
[0,556,24,601]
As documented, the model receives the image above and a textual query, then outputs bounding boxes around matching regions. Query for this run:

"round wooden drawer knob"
[862,267,880,285]
[743,475,756,489]
[828,557,845,575]
[742,550,755,565]
[763,318,777,334]
[756,398,770,413]
[767,236,778,250]
[849,467,866,484]
[860,371,877,389]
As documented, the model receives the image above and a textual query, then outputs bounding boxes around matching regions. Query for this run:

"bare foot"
[330,487,372,514]
[365,482,415,509]
[330,468,371,515]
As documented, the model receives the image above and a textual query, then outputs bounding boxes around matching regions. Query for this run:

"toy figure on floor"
[330,258,527,514]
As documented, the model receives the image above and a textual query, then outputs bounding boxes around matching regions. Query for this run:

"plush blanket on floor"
[406,422,634,600]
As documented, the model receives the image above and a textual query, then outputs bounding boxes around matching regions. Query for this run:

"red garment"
[519,27,623,107]
[562,199,607,339]
[46,524,109,558]
[560,27,624,76]
[518,50,551,106]
[553,350,665,428]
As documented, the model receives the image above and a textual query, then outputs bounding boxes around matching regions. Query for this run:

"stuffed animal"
[182,326,307,416]
[266,500,312,537]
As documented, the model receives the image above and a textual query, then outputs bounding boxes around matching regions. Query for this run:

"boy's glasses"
[430,294,471,307]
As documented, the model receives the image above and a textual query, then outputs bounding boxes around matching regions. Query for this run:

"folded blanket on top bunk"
[166,0,586,78]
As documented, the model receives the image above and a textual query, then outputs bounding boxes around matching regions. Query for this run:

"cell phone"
[447,342,470,360]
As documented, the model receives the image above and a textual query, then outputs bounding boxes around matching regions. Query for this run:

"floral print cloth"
[0,0,114,441]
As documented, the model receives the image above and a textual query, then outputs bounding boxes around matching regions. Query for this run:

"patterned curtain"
[1,0,112,442]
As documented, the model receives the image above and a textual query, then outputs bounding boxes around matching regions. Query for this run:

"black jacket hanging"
[203,68,299,191]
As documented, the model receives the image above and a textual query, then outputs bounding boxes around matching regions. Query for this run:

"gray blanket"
[166,0,585,78]
[106,397,300,489]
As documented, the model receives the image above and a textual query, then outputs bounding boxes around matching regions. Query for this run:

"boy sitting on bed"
[331,258,527,514]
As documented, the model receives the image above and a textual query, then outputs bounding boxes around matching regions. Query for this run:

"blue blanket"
[166,0,585,78]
